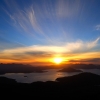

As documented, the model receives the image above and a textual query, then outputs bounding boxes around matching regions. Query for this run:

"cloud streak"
[95,24,100,30]
[2,0,54,43]
[1,37,100,53]
[0,37,99,56]
[1,0,85,45]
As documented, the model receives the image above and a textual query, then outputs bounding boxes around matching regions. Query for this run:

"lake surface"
[0,69,100,83]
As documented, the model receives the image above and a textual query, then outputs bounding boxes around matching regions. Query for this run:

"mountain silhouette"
[0,72,100,99]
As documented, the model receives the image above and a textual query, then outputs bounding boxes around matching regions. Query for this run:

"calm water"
[1,69,100,83]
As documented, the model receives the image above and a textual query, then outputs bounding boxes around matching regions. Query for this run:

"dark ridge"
[58,67,83,73]
[0,72,100,86]
[0,76,17,84]
[0,72,100,98]
[61,64,100,69]
[56,72,100,86]
[0,63,49,75]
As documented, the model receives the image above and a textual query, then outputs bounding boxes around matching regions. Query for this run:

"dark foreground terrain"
[0,72,100,99]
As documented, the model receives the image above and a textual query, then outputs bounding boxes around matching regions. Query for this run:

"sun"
[53,58,63,64]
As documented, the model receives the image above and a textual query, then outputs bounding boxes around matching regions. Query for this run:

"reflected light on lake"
[2,69,80,83]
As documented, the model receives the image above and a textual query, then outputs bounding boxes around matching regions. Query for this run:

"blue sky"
[0,0,100,64]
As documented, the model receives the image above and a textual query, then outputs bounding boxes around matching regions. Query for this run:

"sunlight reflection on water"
[1,69,80,83]
[1,69,100,83]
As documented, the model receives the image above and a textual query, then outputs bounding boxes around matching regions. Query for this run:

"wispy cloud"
[56,0,81,18]
[0,37,100,63]
[2,0,53,43]
[95,24,100,30]
[2,0,84,45]
[1,37,100,55]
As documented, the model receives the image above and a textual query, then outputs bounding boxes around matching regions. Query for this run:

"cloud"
[63,37,100,53]
[2,0,49,39]
[95,24,100,30]
[0,37,100,64]
[3,38,100,53]
[2,0,84,45]
[1,37,100,55]
[56,0,81,18]
[69,58,100,64]
[0,37,25,51]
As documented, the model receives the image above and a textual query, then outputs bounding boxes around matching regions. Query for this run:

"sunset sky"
[0,0,100,65]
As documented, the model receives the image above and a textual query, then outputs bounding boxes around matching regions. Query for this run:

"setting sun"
[53,58,63,64]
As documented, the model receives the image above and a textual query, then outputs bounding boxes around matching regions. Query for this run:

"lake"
[0,68,100,83]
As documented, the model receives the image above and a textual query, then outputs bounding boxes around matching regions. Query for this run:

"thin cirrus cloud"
[95,24,100,30]
[2,0,84,44]
[2,0,51,42]
[56,0,81,18]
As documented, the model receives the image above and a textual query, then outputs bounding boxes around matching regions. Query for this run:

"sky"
[0,0,100,65]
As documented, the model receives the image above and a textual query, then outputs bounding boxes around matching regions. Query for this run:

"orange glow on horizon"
[1,51,100,65]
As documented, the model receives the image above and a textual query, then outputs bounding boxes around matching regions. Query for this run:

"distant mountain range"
[0,63,100,75]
